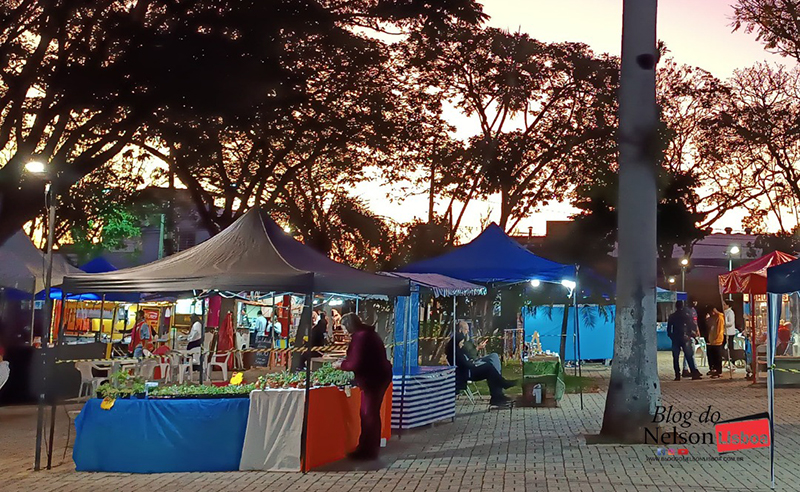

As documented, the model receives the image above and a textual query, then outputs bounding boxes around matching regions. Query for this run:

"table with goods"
[73,363,390,473]
[520,355,565,406]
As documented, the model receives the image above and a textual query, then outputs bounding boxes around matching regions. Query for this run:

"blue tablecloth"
[74,398,250,473]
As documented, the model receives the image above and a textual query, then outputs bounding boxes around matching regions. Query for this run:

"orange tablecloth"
[304,384,392,471]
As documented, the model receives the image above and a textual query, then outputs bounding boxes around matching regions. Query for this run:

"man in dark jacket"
[448,333,515,406]
[335,313,392,460]
[667,301,702,381]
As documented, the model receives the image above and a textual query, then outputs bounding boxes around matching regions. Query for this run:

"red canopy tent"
[718,251,796,382]
[719,251,796,294]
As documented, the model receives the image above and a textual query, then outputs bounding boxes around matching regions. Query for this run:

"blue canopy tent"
[399,223,575,284]
[398,223,585,407]
[765,259,800,489]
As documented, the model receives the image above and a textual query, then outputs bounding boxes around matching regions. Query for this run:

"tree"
[0,0,485,244]
[703,63,800,232]
[599,0,661,442]
[733,0,800,61]
[656,58,764,231]
[565,165,707,270]
[402,27,619,233]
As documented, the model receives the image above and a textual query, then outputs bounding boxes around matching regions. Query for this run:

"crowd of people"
[668,300,749,381]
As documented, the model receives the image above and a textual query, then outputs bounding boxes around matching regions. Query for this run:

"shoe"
[347,449,378,461]
[691,371,703,380]
[502,378,518,389]
[707,371,714,375]
[673,376,681,381]
[710,374,721,379]
[681,370,691,378]
[490,396,511,406]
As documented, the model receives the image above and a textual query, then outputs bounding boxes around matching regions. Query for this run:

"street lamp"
[27,160,55,472]
[727,245,740,302]
[529,279,541,288]
[668,276,676,290]
[680,258,689,292]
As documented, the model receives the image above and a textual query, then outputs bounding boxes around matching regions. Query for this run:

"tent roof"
[767,257,800,294]
[398,223,574,284]
[62,208,409,296]
[80,257,119,274]
[0,231,81,292]
[719,251,796,295]
[656,287,688,303]
[380,272,487,297]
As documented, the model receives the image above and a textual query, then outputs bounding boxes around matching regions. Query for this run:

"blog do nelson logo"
[646,405,771,456]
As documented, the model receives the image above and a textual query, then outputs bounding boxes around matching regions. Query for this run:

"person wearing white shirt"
[723,301,737,370]
[269,314,282,338]
[254,312,268,338]
[187,315,203,351]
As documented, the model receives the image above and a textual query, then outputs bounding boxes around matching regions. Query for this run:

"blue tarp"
[523,305,615,361]
[73,398,250,473]
[399,223,574,284]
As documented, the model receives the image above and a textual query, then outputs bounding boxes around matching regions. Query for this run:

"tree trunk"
[599,0,661,441]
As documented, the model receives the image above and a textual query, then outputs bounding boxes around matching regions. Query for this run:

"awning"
[719,251,796,295]
[381,272,487,297]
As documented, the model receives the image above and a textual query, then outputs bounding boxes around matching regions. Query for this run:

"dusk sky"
[357,0,792,240]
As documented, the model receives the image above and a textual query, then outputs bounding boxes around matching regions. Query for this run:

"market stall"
[59,207,409,473]
[719,251,796,382]
[382,272,485,428]
[399,223,584,407]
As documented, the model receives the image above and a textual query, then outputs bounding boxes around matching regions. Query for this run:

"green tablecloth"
[523,358,566,401]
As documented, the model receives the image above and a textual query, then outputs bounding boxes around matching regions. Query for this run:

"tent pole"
[452,296,457,422]
[108,304,118,358]
[29,278,36,346]
[99,294,106,347]
[767,294,778,490]
[300,291,314,473]
[200,296,206,384]
[574,265,583,410]
[47,294,68,469]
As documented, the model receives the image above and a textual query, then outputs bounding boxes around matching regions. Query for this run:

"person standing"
[128,310,152,358]
[667,301,702,381]
[706,307,725,378]
[723,301,737,370]
[254,311,268,340]
[334,313,392,460]
[269,313,282,344]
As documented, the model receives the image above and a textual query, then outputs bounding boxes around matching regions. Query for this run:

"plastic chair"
[156,355,172,382]
[138,359,159,380]
[75,362,109,399]
[205,352,232,382]
[173,351,194,384]
[693,338,707,367]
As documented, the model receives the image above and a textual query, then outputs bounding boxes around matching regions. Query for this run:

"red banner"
[715,418,770,453]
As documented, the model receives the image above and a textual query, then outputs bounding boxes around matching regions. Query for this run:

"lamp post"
[727,245,740,301]
[680,258,689,292]
[728,245,740,272]
[27,160,55,472]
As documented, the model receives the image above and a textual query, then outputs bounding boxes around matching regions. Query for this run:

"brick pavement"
[2,352,799,491]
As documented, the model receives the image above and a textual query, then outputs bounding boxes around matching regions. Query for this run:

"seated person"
[447,333,515,407]
[457,321,501,373]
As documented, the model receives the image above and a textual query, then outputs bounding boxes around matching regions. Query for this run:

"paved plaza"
[2,353,798,491]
